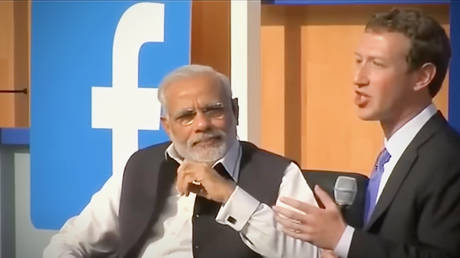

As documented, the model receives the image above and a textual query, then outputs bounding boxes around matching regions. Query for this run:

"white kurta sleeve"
[216,162,319,258]
[43,172,123,258]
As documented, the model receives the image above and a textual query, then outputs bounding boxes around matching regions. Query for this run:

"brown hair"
[366,8,451,97]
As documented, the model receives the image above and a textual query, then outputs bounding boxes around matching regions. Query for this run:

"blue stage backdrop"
[31,0,190,230]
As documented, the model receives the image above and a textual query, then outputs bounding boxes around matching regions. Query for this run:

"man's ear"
[161,116,171,135]
[413,63,436,92]
[231,98,239,125]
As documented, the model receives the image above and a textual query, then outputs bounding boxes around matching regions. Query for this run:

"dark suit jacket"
[349,112,460,258]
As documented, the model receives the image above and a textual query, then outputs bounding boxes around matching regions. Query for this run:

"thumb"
[314,185,336,209]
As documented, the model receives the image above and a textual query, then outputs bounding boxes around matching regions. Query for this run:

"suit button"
[195,245,199,249]
[195,214,200,218]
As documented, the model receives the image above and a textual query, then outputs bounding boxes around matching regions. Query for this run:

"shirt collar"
[385,103,437,158]
[165,139,241,181]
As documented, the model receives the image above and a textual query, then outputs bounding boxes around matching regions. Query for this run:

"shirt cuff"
[334,225,354,258]
[215,186,260,231]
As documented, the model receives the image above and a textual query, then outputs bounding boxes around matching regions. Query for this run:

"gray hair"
[157,64,232,116]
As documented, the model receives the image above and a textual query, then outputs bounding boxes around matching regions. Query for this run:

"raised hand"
[273,185,347,250]
[176,161,236,203]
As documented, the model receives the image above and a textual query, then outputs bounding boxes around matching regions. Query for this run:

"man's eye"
[205,107,225,118]
[372,60,385,67]
[176,113,195,125]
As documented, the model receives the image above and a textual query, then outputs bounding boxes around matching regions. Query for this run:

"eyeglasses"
[172,102,226,126]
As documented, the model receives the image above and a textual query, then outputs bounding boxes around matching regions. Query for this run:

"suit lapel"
[364,149,417,229]
[365,112,446,230]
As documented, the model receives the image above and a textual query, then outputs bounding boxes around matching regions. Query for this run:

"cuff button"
[227,216,237,224]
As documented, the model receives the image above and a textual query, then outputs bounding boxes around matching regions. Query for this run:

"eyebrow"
[203,102,224,110]
[353,52,386,61]
[172,102,225,118]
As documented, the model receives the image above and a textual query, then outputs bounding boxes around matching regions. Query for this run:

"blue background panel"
[30,0,190,230]
[0,128,29,145]
[449,2,460,133]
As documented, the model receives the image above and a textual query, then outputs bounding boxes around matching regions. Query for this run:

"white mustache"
[189,131,225,146]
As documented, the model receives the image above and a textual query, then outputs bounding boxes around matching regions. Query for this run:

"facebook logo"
[30,0,190,230]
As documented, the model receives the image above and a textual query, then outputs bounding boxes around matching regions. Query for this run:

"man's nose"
[353,65,369,87]
[193,111,211,131]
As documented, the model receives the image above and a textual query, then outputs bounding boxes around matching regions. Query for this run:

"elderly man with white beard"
[43,64,319,258]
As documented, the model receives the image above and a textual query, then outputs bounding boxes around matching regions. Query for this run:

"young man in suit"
[274,8,460,258]
[44,64,319,257]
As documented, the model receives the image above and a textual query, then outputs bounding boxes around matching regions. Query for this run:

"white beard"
[172,131,229,163]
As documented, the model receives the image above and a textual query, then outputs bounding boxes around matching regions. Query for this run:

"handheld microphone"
[334,176,357,207]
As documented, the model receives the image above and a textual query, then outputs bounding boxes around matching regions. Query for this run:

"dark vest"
[118,141,290,257]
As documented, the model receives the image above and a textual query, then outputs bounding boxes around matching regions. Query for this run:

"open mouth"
[354,91,370,107]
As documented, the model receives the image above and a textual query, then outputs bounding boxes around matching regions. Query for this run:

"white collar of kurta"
[164,139,241,181]
[384,103,438,159]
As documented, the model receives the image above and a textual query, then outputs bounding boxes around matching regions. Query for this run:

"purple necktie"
[364,148,391,224]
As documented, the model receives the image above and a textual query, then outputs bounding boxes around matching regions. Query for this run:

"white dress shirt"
[43,140,319,258]
[334,104,438,258]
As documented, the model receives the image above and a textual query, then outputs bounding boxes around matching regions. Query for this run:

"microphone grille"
[334,176,358,206]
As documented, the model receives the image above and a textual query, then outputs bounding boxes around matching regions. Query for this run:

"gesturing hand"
[176,161,236,203]
[273,185,347,250]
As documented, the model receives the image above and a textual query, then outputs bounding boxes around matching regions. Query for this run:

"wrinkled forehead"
[164,73,224,97]
[163,74,229,110]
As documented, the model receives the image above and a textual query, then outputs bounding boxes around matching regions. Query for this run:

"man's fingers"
[177,161,219,198]
[188,183,206,195]
[274,213,312,242]
[177,161,203,194]
[176,169,195,196]
[273,205,306,222]
[281,227,311,242]
[175,168,185,195]
[176,161,235,202]
[275,212,304,230]
[314,185,336,209]
[279,196,316,214]
[176,162,189,195]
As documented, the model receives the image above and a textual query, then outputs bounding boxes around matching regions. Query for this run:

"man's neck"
[381,102,432,139]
